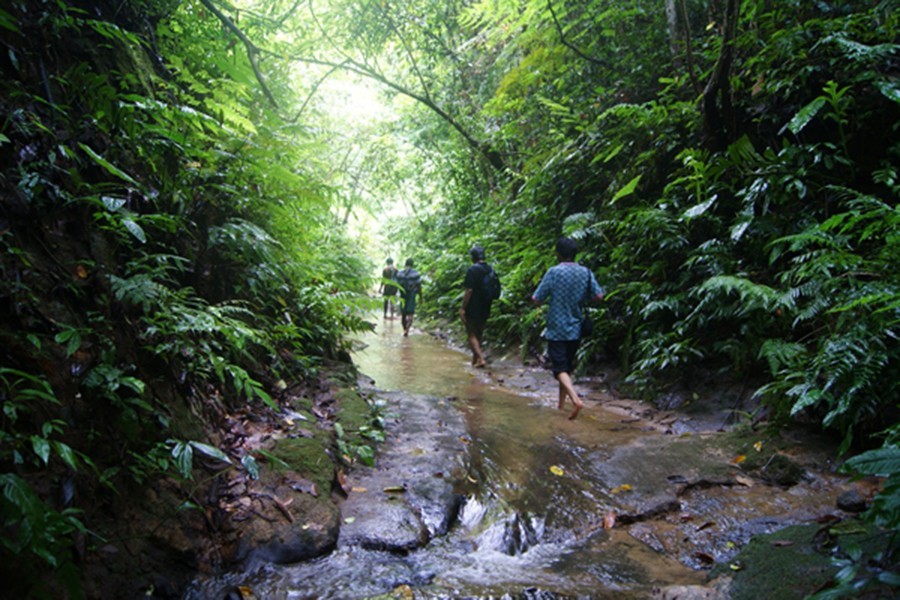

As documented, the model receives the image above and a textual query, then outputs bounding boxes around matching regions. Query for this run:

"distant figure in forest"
[531,237,603,420]
[461,245,500,368]
[395,258,423,337]
[379,257,399,319]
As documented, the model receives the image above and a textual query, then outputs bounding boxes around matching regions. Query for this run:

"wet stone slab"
[338,390,469,552]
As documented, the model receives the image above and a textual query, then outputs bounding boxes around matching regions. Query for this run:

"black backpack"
[481,265,501,301]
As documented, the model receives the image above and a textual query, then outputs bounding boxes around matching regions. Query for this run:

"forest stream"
[186,319,860,599]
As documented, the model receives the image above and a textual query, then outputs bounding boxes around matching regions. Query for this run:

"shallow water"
[188,318,845,598]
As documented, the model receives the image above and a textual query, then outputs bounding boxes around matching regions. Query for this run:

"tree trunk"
[701,0,739,151]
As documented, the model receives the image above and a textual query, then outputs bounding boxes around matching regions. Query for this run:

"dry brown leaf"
[734,475,755,487]
[603,510,616,529]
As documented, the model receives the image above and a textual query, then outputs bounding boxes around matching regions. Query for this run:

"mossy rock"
[709,524,836,599]
[269,436,335,494]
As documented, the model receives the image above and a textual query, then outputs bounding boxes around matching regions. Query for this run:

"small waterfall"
[459,494,546,556]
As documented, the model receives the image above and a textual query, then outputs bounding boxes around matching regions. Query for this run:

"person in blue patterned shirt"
[531,237,604,419]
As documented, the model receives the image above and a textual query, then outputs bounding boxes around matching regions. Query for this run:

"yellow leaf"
[730,454,747,464]
[610,484,633,494]
[550,465,565,476]
[753,441,763,452]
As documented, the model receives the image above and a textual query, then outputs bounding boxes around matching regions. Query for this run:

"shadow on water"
[192,318,849,598]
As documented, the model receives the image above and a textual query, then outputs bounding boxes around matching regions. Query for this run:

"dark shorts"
[401,294,416,315]
[465,315,487,340]
[547,340,579,376]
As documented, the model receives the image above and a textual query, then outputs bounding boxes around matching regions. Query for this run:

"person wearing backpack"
[531,237,603,420]
[396,258,423,337]
[461,245,500,368]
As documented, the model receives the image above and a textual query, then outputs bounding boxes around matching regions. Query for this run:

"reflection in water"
[194,319,840,598]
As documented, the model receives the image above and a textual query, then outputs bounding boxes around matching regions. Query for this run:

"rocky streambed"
[183,320,880,599]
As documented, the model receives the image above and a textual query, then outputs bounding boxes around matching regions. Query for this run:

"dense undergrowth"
[387,1,898,595]
[0,0,374,596]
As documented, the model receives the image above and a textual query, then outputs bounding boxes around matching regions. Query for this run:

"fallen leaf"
[237,585,257,599]
[550,465,565,476]
[610,483,633,494]
[75,265,89,279]
[344,516,356,524]
[753,440,764,452]
[392,584,414,599]
[729,561,744,571]
[603,510,616,529]
[726,541,736,549]
[336,470,351,495]
[730,454,747,465]
[734,475,755,487]
[351,486,367,493]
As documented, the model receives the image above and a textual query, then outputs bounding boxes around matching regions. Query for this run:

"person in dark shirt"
[461,245,495,368]
[396,259,423,337]
[378,257,398,319]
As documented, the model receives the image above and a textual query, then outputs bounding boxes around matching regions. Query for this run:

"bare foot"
[568,399,583,420]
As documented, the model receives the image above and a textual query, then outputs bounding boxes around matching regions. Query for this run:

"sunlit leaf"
[241,455,259,480]
[78,142,138,185]
[785,97,825,135]
[122,217,147,243]
[609,175,641,204]
[187,441,230,464]
[549,465,565,476]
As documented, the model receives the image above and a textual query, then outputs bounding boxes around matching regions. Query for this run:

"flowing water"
[190,319,849,598]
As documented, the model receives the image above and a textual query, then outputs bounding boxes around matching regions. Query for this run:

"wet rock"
[337,391,468,553]
[232,492,340,568]
[652,577,732,599]
[340,499,429,551]
[757,453,806,487]
[836,489,868,513]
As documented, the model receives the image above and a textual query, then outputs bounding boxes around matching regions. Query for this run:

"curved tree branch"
[547,0,610,68]
[201,0,503,171]
[199,0,278,108]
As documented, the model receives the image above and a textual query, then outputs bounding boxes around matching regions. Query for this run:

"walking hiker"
[379,257,399,319]
[531,237,604,420]
[396,259,423,337]
[461,245,499,368]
